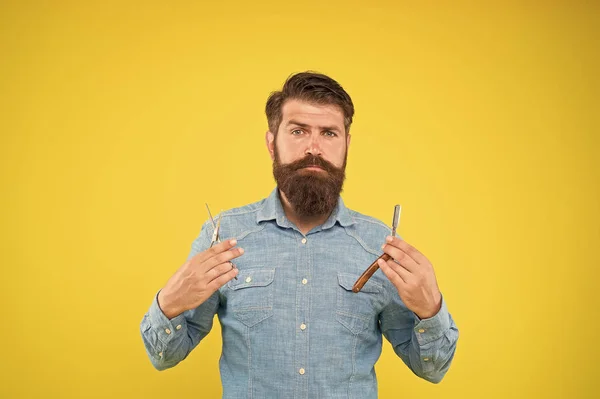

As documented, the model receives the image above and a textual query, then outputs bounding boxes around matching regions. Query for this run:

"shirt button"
[165,328,171,335]
[302,278,308,285]
[423,358,430,362]
[301,238,307,244]
[418,328,425,333]
[245,276,252,283]
[299,368,306,375]
[158,352,163,357]
[176,325,182,330]
[300,323,307,330]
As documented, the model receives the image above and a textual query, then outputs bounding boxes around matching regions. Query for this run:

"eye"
[323,131,337,137]
[291,129,303,135]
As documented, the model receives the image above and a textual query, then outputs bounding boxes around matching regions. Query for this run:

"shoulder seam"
[236,224,267,241]
[351,215,390,231]
[343,228,381,258]
[215,200,266,219]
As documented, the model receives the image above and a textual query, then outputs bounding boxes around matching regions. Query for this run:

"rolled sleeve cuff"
[148,290,187,344]
[414,296,451,345]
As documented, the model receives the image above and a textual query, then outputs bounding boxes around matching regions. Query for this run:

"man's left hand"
[378,236,442,319]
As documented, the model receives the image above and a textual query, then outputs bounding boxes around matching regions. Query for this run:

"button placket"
[295,233,310,395]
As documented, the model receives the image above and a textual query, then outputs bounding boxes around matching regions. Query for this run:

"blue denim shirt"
[140,188,459,398]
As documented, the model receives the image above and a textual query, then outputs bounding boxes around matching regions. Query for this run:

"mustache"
[287,155,339,173]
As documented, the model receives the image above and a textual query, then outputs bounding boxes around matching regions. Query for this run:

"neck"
[278,190,332,235]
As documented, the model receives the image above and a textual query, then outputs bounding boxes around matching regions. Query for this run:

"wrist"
[157,289,183,320]
[416,295,442,320]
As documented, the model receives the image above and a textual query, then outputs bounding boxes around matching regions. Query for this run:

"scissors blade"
[205,208,237,280]
[205,203,216,228]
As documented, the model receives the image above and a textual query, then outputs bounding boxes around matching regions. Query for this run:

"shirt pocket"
[227,268,275,328]
[336,272,383,334]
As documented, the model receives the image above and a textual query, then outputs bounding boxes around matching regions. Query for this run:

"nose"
[305,135,322,156]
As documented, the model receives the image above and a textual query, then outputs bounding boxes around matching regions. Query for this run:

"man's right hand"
[157,239,243,319]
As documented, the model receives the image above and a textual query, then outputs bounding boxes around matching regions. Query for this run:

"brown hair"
[265,71,355,136]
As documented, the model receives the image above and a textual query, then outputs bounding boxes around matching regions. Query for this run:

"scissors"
[206,203,222,247]
[206,203,238,279]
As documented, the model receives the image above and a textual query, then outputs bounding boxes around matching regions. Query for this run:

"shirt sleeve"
[140,220,221,371]
[380,291,459,383]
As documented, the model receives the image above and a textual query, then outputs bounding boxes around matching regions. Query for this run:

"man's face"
[266,99,352,217]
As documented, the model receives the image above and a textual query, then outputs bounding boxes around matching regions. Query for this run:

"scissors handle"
[210,214,222,247]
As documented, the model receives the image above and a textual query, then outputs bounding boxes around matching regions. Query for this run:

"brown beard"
[272,147,347,218]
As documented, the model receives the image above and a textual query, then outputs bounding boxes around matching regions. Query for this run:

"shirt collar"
[256,187,355,229]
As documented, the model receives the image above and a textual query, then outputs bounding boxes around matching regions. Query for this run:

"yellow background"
[1,1,598,398]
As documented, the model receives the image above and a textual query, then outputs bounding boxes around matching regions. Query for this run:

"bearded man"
[140,72,459,398]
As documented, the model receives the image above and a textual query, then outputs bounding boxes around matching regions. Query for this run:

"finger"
[207,266,239,291]
[385,236,428,265]
[381,242,419,272]
[202,247,245,272]
[387,258,413,282]
[193,238,239,264]
[378,258,408,286]
[379,257,412,283]
[206,260,238,283]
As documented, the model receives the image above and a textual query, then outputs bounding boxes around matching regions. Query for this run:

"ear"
[346,133,351,149]
[266,131,275,161]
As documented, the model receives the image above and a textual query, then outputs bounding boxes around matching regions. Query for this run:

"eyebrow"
[286,119,342,133]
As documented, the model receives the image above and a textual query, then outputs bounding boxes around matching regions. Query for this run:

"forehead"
[280,99,344,129]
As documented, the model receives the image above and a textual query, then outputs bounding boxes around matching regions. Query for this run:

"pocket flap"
[337,272,382,294]
[228,268,275,290]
